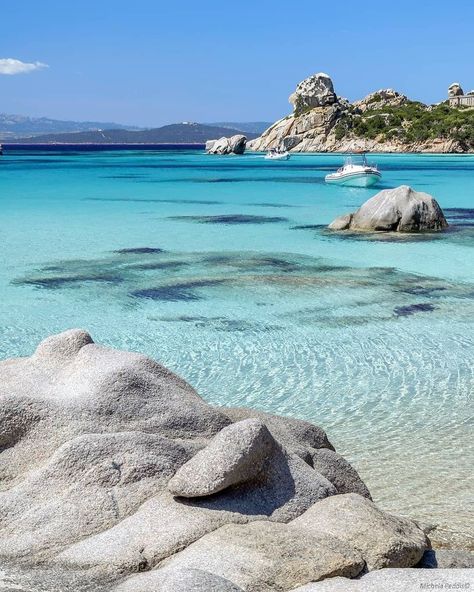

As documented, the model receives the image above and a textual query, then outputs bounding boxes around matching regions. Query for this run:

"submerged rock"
[0,330,430,590]
[329,186,449,232]
[206,134,247,155]
[417,548,474,569]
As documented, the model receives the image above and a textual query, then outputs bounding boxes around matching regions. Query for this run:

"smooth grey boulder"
[206,135,247,155]
[309,448,372,499]
[115,567,244,592]
[159,521,365,592]
[289,72,338,113]
[290,568,474,591]
[329,186,448,232]
[290,493,429,570]
[168,419,276,497]
[417,548,474,569]
[220,406,335,457]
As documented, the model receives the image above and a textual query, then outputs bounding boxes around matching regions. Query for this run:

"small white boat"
[325,153,381,187]
[265,148,290,161]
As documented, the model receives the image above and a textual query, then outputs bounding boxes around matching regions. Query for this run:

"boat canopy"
[343,153,377,169]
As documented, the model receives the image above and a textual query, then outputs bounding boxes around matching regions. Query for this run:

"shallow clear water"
[0,149,473,547]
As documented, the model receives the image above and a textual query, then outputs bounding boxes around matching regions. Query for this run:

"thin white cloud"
[0,58,48,75]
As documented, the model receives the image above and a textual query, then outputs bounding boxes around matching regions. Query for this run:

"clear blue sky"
[2,0,474,127]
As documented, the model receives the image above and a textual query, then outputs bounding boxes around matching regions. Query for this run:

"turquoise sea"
[0,148,473,547]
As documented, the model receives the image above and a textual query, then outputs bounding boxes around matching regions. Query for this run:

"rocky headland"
[248,73,474,153]
[0,330,472,591]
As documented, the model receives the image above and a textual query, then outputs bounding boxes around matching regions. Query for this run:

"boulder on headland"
[206,134,247,154]
[0,330,431,591]
[289,72,338,113]
[328,185,449,232]
[448,82,464,98]
[353,89,408,113]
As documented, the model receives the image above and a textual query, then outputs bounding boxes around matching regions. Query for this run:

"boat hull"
[325,171,381,187]
[265,153,290,161]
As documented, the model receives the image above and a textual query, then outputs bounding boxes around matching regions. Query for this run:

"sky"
[2,0,474,127]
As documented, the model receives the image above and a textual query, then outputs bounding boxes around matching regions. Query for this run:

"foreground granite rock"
[329,186,449,232]
[206,134,247,154]
[0,330,431,591]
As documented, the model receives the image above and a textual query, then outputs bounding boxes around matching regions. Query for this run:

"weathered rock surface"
[206,134,247,154]
[291,493,429,570]
[289,72,338,112]
[290,569,474,591]
[115,567,244,592]
[0,330,432,591]
[353,89,408,113]
[151,521,365,592]
[329,186,448,232]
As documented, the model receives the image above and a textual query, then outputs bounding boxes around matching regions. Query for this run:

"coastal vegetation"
[334,101,474,147]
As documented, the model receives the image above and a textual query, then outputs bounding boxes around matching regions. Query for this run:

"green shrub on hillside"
[337,101,474,147]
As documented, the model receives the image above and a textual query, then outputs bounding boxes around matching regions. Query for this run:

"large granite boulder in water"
[0,330,430,591]
[206,134,247,154]
[329,185,448,232]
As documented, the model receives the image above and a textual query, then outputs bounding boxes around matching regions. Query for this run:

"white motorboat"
[265,148,290,161]
[325,153,381,187]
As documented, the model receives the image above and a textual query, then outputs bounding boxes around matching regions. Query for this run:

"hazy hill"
[206,122,272,134]
[8,123,259,144]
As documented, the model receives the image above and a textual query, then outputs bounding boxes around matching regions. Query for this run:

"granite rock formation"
[206,134,247,154]
[0,330,431,591]
[289,72,338,112]
[329,186,449,232]
[248,73,474,153]
[448,82,464,98]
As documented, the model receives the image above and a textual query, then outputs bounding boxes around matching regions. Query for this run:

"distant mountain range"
[6,123,260,144]
[0,113,140,140]
[0,112,270,142]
